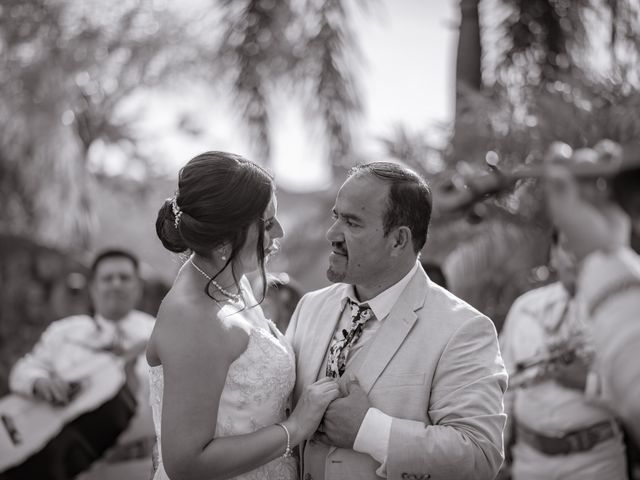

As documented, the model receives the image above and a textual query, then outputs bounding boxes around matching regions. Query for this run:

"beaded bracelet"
[275,423,293,458]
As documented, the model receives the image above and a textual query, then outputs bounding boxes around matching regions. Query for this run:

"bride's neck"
[189,254,242,293]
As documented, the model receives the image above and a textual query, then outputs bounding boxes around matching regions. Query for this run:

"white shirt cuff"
[353,407,392,477]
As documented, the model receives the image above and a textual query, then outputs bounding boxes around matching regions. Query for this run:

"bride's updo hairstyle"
[156,151,274,301]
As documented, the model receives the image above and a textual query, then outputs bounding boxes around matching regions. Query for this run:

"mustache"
[331,242,347,255]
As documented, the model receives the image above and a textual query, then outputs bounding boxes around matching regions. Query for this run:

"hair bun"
[156,199,189,253]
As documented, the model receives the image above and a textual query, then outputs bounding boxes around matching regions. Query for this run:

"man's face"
[90,257,141,320]
[326,174,396,291]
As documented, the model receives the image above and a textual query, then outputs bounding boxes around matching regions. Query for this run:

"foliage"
[379,0,640,326]
[0,0,370,253]
[0,0,189,250]
[213,0,365,173]
[495,0,591,85]
[0,235,89,396]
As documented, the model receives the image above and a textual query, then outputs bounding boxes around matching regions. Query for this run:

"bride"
[146,152,339,480]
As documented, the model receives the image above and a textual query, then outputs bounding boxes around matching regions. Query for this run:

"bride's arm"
[156,301,337,480]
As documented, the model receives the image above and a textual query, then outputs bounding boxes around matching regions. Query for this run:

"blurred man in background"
[544,143,640,477]
[500,230,627,479]
[5,249,155,480]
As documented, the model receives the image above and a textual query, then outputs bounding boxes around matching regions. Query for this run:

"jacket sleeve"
[578,247,640,445]
[386,314,508,480]
[285,294,305,355]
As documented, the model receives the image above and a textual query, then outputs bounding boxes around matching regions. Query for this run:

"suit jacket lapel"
[304,287,346,386]
[356,268,428,394]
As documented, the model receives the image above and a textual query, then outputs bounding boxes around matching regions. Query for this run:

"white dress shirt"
[578,247,640,443]
[10,310,155,396]
[329,261,419,476]
[498,282,615,433]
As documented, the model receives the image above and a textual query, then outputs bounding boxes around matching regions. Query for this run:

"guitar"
[0,347,142,472]
[508,335,595,390]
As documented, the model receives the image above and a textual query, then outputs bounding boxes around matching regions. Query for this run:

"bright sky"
[272,0,458,190]
[99,0,459,191]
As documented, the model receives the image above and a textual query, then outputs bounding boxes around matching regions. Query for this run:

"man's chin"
[326,267,346,283]
[102,307,131,321]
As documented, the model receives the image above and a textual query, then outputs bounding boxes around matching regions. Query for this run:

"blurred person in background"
[499,229,627,480]
[5,249,156,480]
[262,273,304,333]
[544,143,640,475]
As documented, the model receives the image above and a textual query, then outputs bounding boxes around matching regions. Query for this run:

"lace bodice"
[148,302,297,480]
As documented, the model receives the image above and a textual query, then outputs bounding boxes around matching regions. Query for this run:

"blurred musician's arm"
[9,320,70,399]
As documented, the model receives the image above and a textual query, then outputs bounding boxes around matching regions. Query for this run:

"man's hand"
[315,377,370,449]
[108,338,147,361]
[33,377,74,406]
[550,356,590,391]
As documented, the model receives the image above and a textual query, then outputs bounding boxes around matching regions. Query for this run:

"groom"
[286,162,507,480]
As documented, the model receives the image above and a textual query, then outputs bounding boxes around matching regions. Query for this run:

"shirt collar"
[342,261,419,321]
[94,311,132,328]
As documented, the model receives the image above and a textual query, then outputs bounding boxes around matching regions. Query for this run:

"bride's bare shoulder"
[152,289,249,362]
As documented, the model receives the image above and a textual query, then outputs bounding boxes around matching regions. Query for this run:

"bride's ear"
[216,244,231,262]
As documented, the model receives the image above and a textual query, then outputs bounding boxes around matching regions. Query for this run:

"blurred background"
[2,0,640,398]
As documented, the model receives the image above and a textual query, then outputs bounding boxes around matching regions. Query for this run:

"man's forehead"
[336,175,387,213]
[94,257,136,275]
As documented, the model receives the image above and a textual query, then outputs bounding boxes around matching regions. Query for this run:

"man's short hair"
[349,162,432,253]
[90,249,139,279]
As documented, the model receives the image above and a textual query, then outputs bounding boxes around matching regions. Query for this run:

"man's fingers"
[50,380,71,404]
[315,376,337,385]
[337,374,358,396]
[39,388,53,403]
[346,376,360,391]
[314,378,340,395]
[326,385,341,401]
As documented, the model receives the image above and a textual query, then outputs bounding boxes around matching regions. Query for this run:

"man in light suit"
[286,162,508,480]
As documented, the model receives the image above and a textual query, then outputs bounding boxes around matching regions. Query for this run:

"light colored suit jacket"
[286,266,507,480]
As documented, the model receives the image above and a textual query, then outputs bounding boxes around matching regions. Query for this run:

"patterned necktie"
[326,300,375,378]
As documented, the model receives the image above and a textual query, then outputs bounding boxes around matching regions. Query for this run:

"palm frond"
[215,0,298,165]
[443,220,550,329]
[0,0,191,251]
[296,0,365,173]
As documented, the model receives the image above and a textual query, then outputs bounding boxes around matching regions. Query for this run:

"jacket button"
[304,474,313,480]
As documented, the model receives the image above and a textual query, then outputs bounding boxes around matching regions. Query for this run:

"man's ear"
[390,226,412,256]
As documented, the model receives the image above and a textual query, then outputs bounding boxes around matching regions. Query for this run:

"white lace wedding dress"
[148,298,297,480]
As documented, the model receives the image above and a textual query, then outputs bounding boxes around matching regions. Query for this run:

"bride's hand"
[283,377,340,445]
